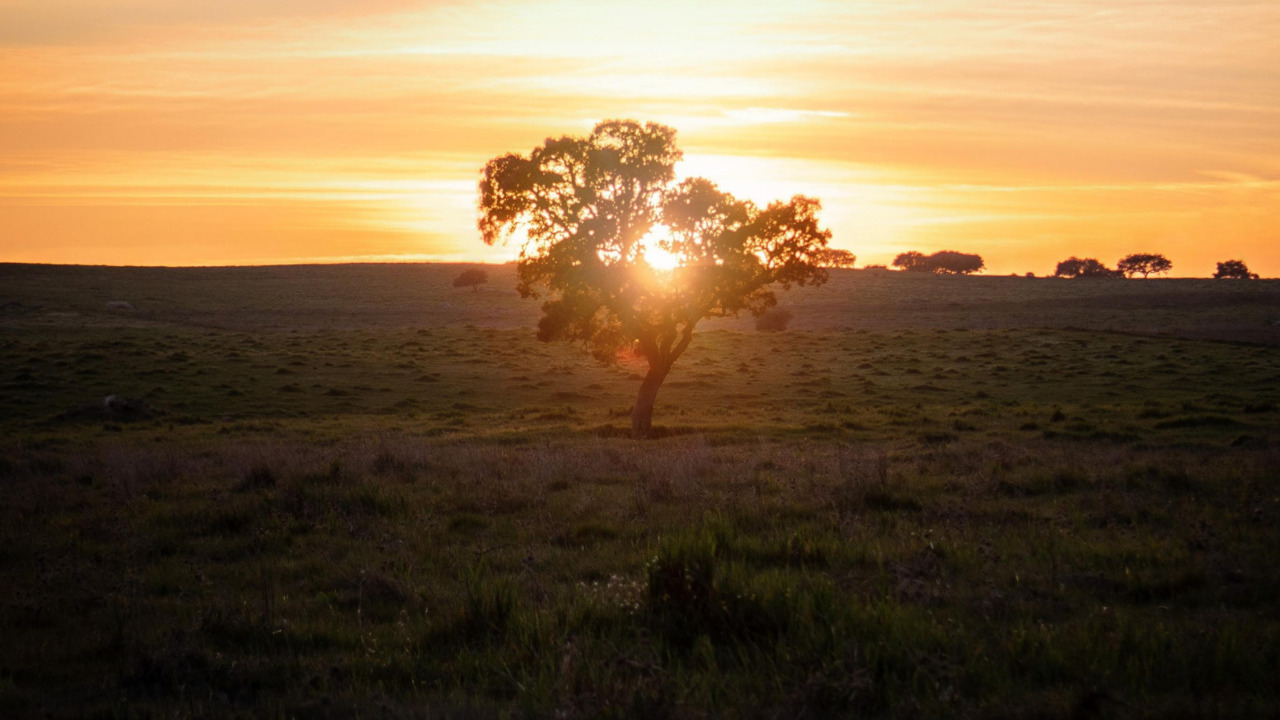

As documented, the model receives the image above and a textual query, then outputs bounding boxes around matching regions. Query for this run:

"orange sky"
[2,0,1278,276]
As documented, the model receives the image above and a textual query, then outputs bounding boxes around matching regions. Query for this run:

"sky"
[1,0,1278,276]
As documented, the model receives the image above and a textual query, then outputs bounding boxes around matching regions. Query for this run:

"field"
[2,263,1279,718]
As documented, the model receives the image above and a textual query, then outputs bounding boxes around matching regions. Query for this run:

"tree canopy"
[1214,259,1259,280]
[478,120,831,436]
[892,250,984,275]
[1054,257,1121,278]
[891,251,928,272]
[452,267,489,290]
[813,247,857,268]
[1117,253,1172,278]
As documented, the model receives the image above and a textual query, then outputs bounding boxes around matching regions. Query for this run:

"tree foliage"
[892,251,929,272]
[1117,253,1172,278]
[1214,259,1259,280]
[452,267,489,290]
[813,248,857,268]
[892,250,984,275]
[1054,257,1121,278]
[929,251,985,275]
[478,120,831,436]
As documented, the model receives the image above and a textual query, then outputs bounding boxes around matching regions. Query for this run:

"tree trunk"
[631,361,671,438]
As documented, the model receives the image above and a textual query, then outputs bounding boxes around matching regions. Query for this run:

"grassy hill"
[4,262,1279,341]
[1,263,1278,718]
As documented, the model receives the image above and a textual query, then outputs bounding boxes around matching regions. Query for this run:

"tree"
[1214,259,1259,279]
[1054,257,1120,278]
[452,267,489,290]
[1054,257,1084,277]
[814,247,857,268]
[928,250,985,275]
[1117,253,1172,278]
[892,251,929,272]
[893,250,984,274]
[478,120,831,437]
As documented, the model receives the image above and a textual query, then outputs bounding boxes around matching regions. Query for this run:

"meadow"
[2,263,1279,718]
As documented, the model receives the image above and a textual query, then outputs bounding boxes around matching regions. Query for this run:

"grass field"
[2,263,1279,718]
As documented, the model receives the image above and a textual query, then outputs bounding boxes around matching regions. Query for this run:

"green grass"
[1,263,1279,718]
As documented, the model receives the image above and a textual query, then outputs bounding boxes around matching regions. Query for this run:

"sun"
[639,224,682,271]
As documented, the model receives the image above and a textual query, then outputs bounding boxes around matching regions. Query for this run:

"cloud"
[1,0,1277,272]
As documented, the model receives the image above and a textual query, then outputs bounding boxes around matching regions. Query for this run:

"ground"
[1,263,1278,718]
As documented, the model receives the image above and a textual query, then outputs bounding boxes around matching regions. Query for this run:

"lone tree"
[1054,257,1120,278]
[928,250,985,275]
[478,120,831,437]
[814,247,857,268]
[892,250,984,274]
[1214,259,1259,279]
[1117,253,1172,278]
[452,267,489,290]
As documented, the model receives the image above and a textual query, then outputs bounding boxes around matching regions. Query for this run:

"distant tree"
[864,264,888,270]
[1054,257,1120,278]
[814,247,857,268]
[754,306,793,332]
[478,120,831,437]
[1214,259,1259,279]
[893,250,984,275]
[892,251,929,272]
[1054,257,1084,277]
[927,250,985,275]
[452,267,489,290]
[1117,253,1172,278]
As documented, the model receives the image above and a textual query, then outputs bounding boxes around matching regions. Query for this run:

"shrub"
[452,267,488,290]
[755,307,793,332]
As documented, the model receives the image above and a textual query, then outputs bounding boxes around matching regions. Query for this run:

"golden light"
[638,224,681,271]
[0,2,1277,274]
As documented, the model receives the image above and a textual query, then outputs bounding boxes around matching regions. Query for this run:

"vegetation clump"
[451,267,489,290]
[1214,259,1259,279]
[1054,256,1122,278]
[814,247,857,268]
[754,306,793,332]
[892,250,985,275]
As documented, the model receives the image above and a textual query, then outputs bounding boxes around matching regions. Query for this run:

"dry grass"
[1,263,1279,717]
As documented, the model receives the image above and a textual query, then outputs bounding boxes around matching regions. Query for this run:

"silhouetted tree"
[927,250,985,275]
[892,251,929,272]
[814,248,857,268]
[894,250,983,274]
[1054,257,1084,277]
[1214,259,1259,279]
[478,120,831,437]
[1117,253,1172,278]
[1054,257,1120,278]
[452,267,489,290]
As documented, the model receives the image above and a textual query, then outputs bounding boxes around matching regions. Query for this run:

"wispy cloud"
[1,0,1277,272]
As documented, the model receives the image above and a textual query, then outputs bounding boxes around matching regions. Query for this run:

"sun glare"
[639,224,681,271]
